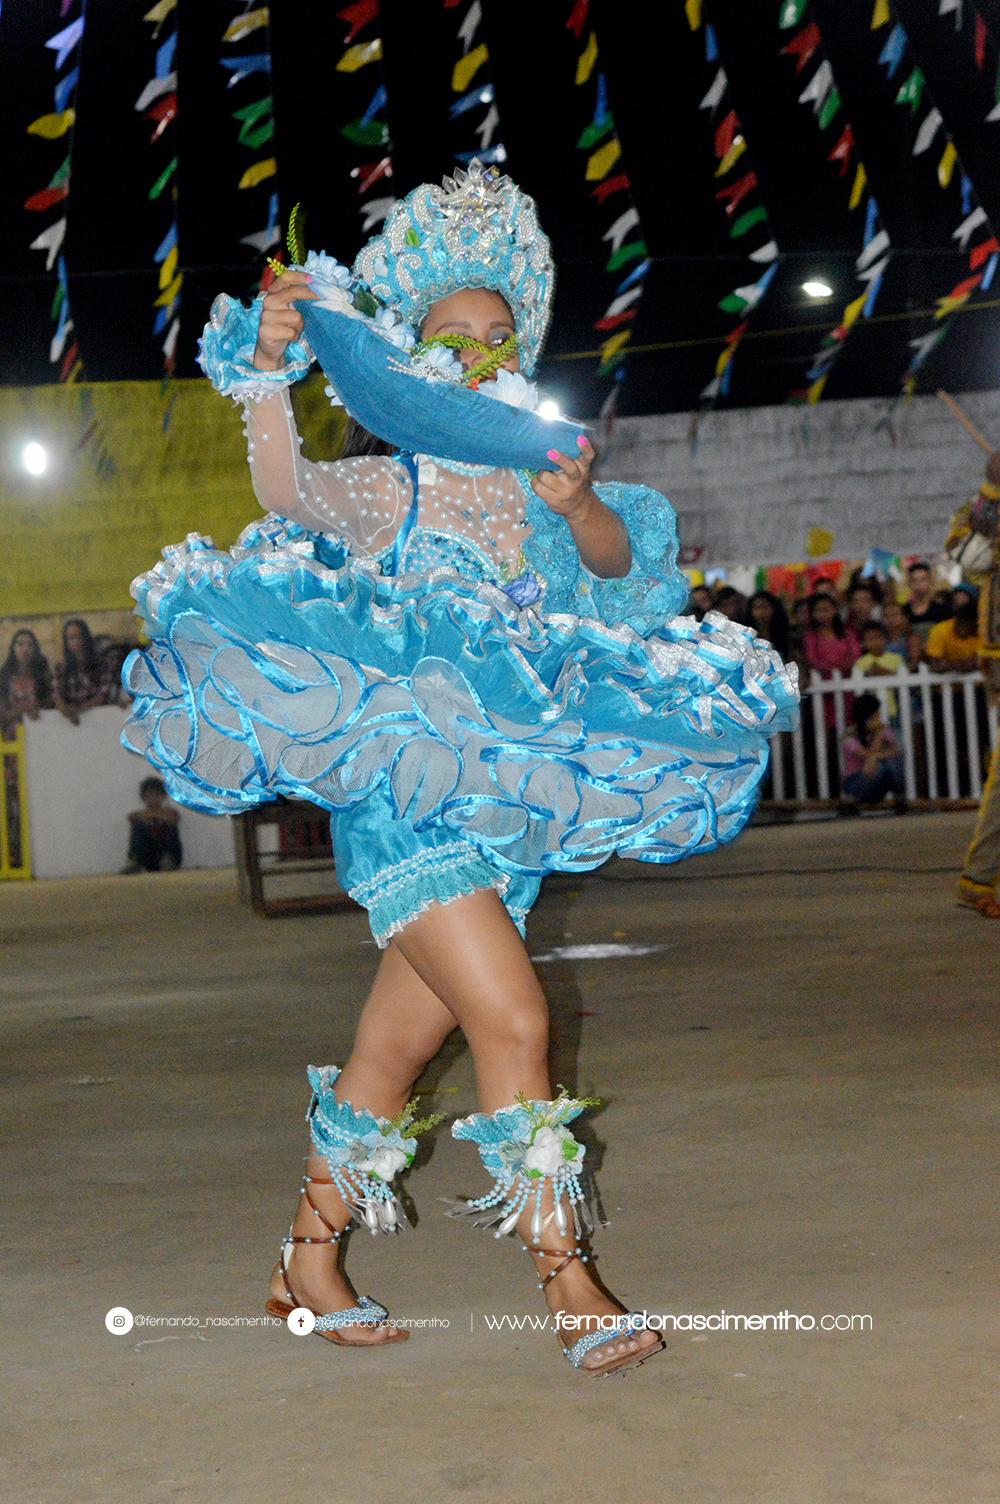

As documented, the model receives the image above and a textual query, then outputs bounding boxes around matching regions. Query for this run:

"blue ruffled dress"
[122,373,798,945]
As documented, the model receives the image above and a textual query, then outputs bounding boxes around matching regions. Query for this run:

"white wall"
[23,708,235,878]
[599,388,1000,567]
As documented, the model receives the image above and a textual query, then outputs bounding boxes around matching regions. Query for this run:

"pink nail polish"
[577,434,591,448]
[546,448,560,461]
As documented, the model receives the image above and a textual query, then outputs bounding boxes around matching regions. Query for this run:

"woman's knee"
[473,997,549,1060]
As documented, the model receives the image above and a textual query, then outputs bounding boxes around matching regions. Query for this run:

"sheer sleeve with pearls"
[240,388,410,557]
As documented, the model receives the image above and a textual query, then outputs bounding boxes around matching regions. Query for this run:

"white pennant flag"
[604,286,644,319]
[953,206,988,249]
[135,72,176,111]
[799,61,833,113]
[700,374,723,401]
[749,239,779,262]
[360,197,395,231]
[856,253,889,285]
[163,317,180,363]
[458,0,482,51]
[50,317,74,363]
[858,229,890,269]
[603,207,640,253]
[30,218,66,269]
[939,0,962,24]
[913,108,943,155]
[475,103,499,148]
[240,227,281,253]
[909,329,941,358]
[987,102,1000,123]
[700,69,727,111]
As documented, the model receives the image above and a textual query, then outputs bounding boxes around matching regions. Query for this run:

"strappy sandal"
[264,1172,408,1346]
[523,1239,664,1377]
[957,880,1000,918]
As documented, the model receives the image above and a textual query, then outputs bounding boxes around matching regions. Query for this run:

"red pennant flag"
[725,320,749,347]
[780,22,821,73]
[827,124,854,176]
[593,309,638,332]
[970,236,1000,269]
[24,185,69,211]
[715,171,757,216]
[60,341,79,382]
[947,273,984,299]
[338,0,378,40]
[590,173,631,203]
[975,11,988,69]
[566,0,589,39]
[714,109,739,160]
[353,157,392,194]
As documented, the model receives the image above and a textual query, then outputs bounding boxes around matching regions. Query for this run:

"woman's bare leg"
[391,888,660,1370]
[269,941,457,1342]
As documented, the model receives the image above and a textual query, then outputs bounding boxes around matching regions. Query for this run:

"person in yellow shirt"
[924,593,981,673]
[944,452,1000,917]
[855,621,905,720]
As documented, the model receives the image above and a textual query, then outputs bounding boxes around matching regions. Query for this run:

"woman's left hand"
[531,440,595,519]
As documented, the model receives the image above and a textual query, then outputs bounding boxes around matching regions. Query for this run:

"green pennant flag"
[818,86,841,130]
[729,204,768,239]
[232,96,273,129]
[341,119,389,146]
[148,157,177,200]
[49,153,71,188]
[51,280,66,320]
[606,240,648,272]
[577,115,615,150]
[778,0,807,29]
[895,68,924,112]
[242,120,274,149]
[718,290,749,314]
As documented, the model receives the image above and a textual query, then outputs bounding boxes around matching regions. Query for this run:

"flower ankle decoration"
[445,1086,601,1242]
[305,1064,445,1235]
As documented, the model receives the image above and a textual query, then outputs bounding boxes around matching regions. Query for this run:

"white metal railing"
[764,667,998,805]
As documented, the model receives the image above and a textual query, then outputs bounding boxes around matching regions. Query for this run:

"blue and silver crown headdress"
[351,159,555,375]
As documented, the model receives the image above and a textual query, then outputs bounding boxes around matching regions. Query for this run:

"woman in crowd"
[55,618,107,722]
[0,628,55,736]
[881,598,922,672]
[801,592,861,795]
[749,590,791,661]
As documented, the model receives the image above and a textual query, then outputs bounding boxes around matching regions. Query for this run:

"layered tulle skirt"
[122,518,799,941]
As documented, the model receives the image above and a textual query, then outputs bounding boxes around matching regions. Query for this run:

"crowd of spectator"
[0,620,134,738]
[687,561,989,808]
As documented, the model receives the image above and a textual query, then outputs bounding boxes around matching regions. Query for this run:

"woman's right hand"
[253,270,317,371]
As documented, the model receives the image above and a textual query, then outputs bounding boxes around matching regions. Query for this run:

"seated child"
[122,776,182,873]
[841,692,907,815]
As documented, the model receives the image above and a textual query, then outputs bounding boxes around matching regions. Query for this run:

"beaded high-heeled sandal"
[522,1238,664,1376]
[264,1062,443,1347]
[443,1086,664,1377]
[264,1171,408,1345]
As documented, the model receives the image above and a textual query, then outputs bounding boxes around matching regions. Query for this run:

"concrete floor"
[4,812,998,1504]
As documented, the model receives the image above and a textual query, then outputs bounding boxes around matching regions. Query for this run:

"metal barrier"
[764,667,999,806]
[0,722,32,878]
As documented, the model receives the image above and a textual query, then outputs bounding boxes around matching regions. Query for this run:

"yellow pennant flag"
[807,377,829,406]
[937,140,957,189]
[686,0,703,29]
[935,290,972,319]
[715,137,747,177]
[223,6,268,42]
[600,330,631,365]
[575,31,598,86]
[337,38,383,73]
[154,271,183,309]
[239,157,277,189]
[715,345,734,377]
[848,162,867,211]
[871,0,889,27]
[144,0,177,22]
[452,43,487,92]
[158,244,178,290]
[806,524,834,554]
[841,292,868,330]
[585,138,621,182]
[27,109,75,139]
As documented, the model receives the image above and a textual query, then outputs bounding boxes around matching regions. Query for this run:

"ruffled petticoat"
[122,516,799,945]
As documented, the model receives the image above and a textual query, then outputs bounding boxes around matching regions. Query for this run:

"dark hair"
[806,591,846,636]
[0,628,53,705]
[851,691,882,743]
[140,776,167,798]
[861,619,887,639]
[954,601,979,633]
[62,618,100,674]
[907,561,931,576]
[847,576,883,605]
[337,418,397,460]
[748,590,790,658]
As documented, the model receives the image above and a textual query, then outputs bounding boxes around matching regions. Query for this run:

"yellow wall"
[0,376,344,616]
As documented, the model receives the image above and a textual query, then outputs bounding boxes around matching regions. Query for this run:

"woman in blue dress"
[123,161,798,1375]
